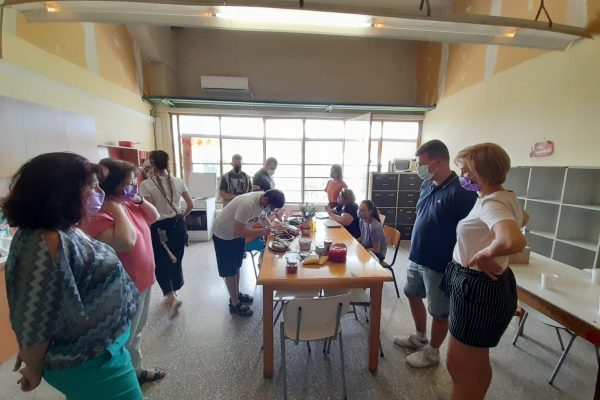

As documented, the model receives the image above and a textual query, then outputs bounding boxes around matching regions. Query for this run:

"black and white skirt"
[440,260,517,348]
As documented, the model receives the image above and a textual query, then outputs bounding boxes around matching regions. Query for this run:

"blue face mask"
[459,176,481,192]
[88,190,105,214]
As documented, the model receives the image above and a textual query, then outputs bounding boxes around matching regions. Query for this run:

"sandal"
[138,367,166,384]
[229,302,254,316]
[238,292,254,303]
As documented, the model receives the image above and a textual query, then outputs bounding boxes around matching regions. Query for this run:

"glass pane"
[222,139,264,164]
[305,119,344,139]
[221,117,264,138]
[370,140,379,166]
[304,190,328,204]
[192,164,220,175]
[382,121,419,140]
[370,121,382,139]
[228,163,261,178]
[343,165,368,179]
[381,141,417,165]
[191,137,220,163]
[266,119,303,139]
[179,115,220,136]
[305,141,343,164]
[274,177,301,192]
[272,165,301,178]
[345,120,370,141]
[172,115,181,178]
[282,191,302,204]
[346,178,368,201]
[266,140,302,164]
[343,141,368,166]
[304,165,332,177]
[304,178,329,191]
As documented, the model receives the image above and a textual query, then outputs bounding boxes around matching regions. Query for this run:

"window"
[175,114,420,204]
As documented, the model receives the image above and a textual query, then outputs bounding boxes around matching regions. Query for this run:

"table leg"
[368,283,383,372]
[263,285,274,378]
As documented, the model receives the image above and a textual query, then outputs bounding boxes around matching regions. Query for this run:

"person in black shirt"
[219,154,252,207]
[326,188,361,239]
[252,157,277,192]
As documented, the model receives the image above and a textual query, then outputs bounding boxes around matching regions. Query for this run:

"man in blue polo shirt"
[394,139,477,368]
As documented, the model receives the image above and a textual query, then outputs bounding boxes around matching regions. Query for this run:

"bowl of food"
[269,239,290,252]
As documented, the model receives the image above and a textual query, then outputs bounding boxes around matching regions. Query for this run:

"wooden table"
[257,219,393,378]
[512,253,600,399]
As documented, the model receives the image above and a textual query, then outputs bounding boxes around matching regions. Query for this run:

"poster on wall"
[529,140,554,158]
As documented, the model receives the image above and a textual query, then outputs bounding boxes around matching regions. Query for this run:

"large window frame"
[173,113,421,204]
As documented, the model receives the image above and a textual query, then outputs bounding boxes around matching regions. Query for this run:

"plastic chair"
[280,294,350,400]
[244,238,265,280]
[512,303,598,385]
[322,288,385,358]
[382,226,402,298]
[273,289,322,325]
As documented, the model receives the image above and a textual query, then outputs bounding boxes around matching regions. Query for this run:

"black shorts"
[213,235,245,278]
[440,260,517,348]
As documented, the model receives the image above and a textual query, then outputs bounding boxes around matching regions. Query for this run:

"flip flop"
[170,300,182,319]
[138,367,166,384]
[238,292,254,303]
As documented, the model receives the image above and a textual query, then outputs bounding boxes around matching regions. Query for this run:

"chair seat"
[348,289,370,305]
[274,290,321,301]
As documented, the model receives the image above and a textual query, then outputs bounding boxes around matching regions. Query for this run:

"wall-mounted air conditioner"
[200,75,249,93]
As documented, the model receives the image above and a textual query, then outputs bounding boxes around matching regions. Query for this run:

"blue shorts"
[404,261,449,319]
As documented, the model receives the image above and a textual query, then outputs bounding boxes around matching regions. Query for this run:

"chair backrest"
[283,294,350,342]
[383,225,402,265]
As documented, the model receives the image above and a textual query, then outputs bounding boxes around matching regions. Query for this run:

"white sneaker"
[393,333,429,350]
[406,346,440,368]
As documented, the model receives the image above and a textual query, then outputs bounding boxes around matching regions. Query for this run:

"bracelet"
[133,197,144,205]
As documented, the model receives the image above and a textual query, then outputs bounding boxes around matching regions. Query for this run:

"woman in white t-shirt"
[140,150,193,318]
[442,143,528,400]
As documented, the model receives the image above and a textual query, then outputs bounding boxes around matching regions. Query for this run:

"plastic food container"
[328,243,347,263]
[286,263,298,274]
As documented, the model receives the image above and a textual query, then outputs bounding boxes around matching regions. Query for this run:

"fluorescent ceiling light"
[215,6,372,28]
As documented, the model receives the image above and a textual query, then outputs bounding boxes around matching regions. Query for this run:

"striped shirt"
[5,228,138,370]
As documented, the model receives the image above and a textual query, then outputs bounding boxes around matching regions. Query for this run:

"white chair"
[322,288,385,358]
[280,294,350,400]
[273,289,322,326]
[512,303,599,385]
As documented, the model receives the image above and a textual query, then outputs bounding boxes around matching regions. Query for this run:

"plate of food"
[269,239,290,252]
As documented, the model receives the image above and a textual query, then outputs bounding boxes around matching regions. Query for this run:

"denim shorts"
[403,261,449,319]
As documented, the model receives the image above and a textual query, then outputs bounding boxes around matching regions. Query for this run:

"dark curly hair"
[98,158,136,197]
[1,152,99,229]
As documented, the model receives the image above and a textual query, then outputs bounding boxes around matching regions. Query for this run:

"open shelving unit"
[505,166,600,270]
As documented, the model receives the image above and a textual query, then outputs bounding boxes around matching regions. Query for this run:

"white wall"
[422,38,600,167]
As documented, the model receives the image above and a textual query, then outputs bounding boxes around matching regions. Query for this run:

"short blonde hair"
[455,143,511,185]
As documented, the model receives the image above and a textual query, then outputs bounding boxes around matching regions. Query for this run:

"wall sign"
[529,140,554,158]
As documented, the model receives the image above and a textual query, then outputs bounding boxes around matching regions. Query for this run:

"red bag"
[328,243,347,263]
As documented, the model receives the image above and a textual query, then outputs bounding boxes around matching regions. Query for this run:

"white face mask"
[267,169,275,176]
[416,164,434,181]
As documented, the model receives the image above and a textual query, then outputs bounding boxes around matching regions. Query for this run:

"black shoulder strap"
[151,176,180,215]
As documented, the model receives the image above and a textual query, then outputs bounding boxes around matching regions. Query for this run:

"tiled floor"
[0,241,596,399]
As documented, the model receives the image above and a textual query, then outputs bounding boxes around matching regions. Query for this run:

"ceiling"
[7,1,591,50]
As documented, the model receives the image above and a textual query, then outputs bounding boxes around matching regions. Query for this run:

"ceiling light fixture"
[215,6,372,28]
[45,2,59,13]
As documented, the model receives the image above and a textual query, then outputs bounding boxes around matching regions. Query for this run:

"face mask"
[357,210,368,219]
[123,184,138,201]
[459,176,481,192]
[88,190,105,214]
[233,165,241,173]
[336,196,344,205]
[417,164,434,181]
[262,205,272,213]
[267,169,275,176]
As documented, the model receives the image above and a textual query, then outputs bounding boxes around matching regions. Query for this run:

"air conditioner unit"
[200,76,249,93]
